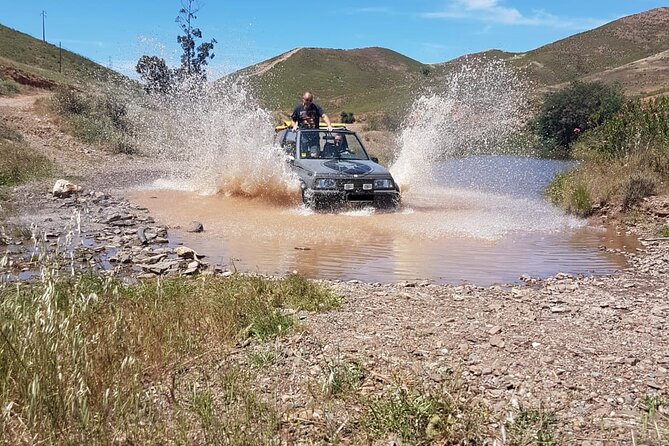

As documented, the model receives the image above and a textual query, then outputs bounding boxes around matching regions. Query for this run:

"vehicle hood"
[294,159,392,177]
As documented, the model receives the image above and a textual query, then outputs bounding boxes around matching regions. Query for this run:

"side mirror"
[371,157,379,164]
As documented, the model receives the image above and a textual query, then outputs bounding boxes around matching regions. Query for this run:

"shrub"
[506,405,559,446]
[51,89,138,153]
[622,174,656,210]
[340,111,356,124]
[101,95,131,132]
[570,183,593,217]
[111,136,138,155]
[52,87,90,115]
[0,142,53,187]
[534,81,624,150]
[595,97,669,159]
[0,121,23,142]
[0,78,21,96]
[361,381,488,444]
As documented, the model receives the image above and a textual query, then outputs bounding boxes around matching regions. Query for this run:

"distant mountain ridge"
[2,7,668,113]
[236,7,669,114]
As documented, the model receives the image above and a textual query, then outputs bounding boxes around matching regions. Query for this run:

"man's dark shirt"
[291,103,325,129]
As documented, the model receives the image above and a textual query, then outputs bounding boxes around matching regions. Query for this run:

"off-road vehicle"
[275,125,401,210]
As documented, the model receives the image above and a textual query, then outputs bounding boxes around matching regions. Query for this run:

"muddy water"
[129,156,637,285]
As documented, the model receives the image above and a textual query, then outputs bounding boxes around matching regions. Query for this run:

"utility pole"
[59,42,62,73]
[41,10,46,42]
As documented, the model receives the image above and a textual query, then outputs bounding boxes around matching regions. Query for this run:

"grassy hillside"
[504,7,669,86]
[237,8,669,115]
[237,47,432,116]
[0,24,125,92]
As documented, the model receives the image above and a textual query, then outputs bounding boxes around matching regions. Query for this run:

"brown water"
[128,156,637,285]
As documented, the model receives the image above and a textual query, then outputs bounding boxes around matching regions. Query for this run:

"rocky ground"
[2,93,669,444]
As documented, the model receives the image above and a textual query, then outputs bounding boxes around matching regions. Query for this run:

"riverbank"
[1,93,668,444]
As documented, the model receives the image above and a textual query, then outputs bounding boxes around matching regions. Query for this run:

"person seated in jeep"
[322,133,347,158]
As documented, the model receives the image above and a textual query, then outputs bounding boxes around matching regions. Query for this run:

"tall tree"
[175,0,217,81]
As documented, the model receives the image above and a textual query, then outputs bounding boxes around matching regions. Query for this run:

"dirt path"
[0,93,159,191]
[1,93,113,177]
[249,48,302,76]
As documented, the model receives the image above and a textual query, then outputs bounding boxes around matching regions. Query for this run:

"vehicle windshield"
[298,131,370,160]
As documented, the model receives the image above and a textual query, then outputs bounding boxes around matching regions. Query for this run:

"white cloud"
[422,1,607,30]
[460,0,499,11]
[352,6,395,15]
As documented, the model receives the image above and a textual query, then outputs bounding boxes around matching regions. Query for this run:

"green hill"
[235,47,432,115]
[0,24,125,92]
[236,8,669,115]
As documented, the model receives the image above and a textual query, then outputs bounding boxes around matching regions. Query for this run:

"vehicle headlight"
[374,179,394,189]
[315,178,337,189]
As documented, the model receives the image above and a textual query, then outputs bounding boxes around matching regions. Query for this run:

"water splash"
[132,79,300,202]
[390,58,528,189]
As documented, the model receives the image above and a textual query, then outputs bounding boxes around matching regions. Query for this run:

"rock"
[551,306,570,314]
[139,260,180,275]
[134,253,167,265]
[183,261,200,275]
[175,246,201,260]
[647,380,663,390]
[52,179,83,198]
[490,335,505,348]
[137,227,148,245]
[187,221,204,233]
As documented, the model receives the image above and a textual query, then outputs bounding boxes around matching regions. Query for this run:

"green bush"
[535,81,624,150]
[51,88,137,153]
[595,97,669,159]
[570,184,593,217]
[52,87,90,115]
[340,111,356,124]
[361,382,488,444]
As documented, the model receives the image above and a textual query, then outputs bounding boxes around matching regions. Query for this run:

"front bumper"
[304,188,400,208]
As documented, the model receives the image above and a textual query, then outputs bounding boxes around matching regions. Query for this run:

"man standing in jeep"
[291,91,332,132]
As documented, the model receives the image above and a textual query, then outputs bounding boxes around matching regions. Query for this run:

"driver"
[333,133,345,150]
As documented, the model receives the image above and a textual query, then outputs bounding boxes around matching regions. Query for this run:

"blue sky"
[2,0,667,77]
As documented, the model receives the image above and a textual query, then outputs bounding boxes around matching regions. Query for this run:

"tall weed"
[0,225,338,443]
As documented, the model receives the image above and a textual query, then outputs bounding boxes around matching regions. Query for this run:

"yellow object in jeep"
[274,121,348,132]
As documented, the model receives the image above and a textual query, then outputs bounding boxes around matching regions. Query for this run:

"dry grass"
[0,121,53,189]
[0,78,21,96]
[0,228,340,444]
[547,97,669,216]
[50,87,138,155]
[547,147,668,216]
